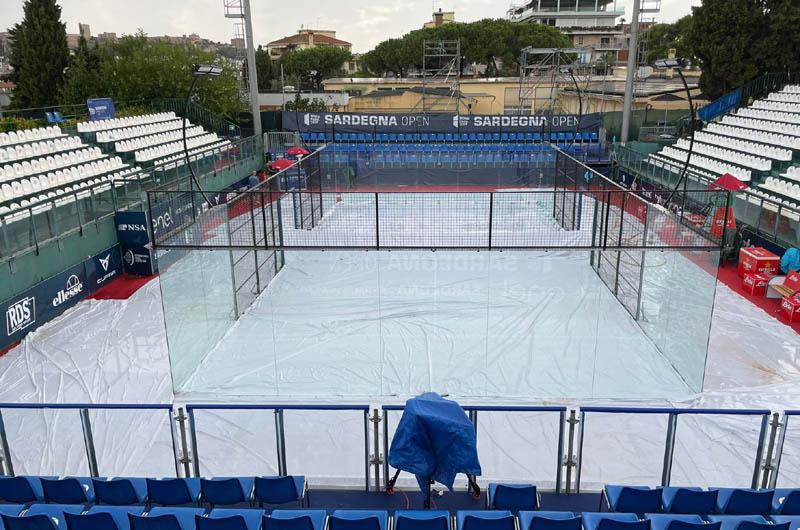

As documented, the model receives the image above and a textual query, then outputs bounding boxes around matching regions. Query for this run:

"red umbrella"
[270,158,295,171]
[287,146,310,156]
[708,173,748,192]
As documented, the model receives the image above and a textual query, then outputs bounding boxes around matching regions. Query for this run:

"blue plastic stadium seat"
[328,511,388,530]
[713,489,774,515]
[487,482,539,512]
[0,477,45,504]
[199,509,265,530]
[80,507,146,530]
[706,516,769,530]
[605,486,663,514]
[253,477,305,506]
[146,479,201,506]
[263,511,326,530]
[774,491,800,515]
[137,508,205,530]
[518,512,581,530]
[491,133,501,142]
[1,515,57,530]
[92,478,147,506]
[456,511,515,530]
[16,505,85,530]
[582,514,648,530]
[770,516,800,530]
[660,488,716,514]
[645,514,711,530]
[200,478,254,506]
[41,478,94,504]
[0,507,25,530]
[394,511,451,530]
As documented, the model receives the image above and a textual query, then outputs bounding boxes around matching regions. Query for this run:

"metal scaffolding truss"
[517,47,594,117]
[223,0,250,104]
[421,40,461,115]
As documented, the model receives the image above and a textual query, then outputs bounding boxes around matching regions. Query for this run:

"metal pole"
[242,0,262,140]
[0,410,14,476]
[274,409,287,476]
[371,408,382,492]
[183,75,212,205]
[620,0,642,146]
[666,68,696,206]
[575,410,586,493]
[488,193,494,249]
[752,414,771,489]
[556,410,565,493]
[565,409,577,493]
[769,414,789,489]
[761,413,782,489]
[79,408,100,477]
[281,65,287,111]
[363,410,370,492]
[174,407,192,477]
[188,408,201,477]
[661,413,678,486]
[382,410,390,491]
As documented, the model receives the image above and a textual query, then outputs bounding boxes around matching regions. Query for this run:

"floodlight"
[193,64,224,77]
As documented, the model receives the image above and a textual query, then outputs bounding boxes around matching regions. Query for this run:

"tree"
[281,46,352,90]
[249,45,274,91]
[7,0,70,108]
[285,94,328,111]
[60,36,103,105]
[645,15,694,64]
[688,0,768,98]
[759,0,800,75]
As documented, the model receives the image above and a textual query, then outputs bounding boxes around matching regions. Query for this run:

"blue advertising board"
[1,246,123,351]
[698,88,743,122]
[121,244,156,277]
[87,98,116,121]
[115,211,150,246]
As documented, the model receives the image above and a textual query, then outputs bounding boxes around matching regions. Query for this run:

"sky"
[0,0,698,53]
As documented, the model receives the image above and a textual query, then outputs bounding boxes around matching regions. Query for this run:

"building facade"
[423,9,456,29]
[266,29,351,61]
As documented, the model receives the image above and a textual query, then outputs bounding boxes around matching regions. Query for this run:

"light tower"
[224,0,262,140]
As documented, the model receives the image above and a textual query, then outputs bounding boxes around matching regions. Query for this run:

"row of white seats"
[154,141,233,169]
[1,147,105,182]
[705,122,800,150]
[0,126,63,147]
[649,154,718,181]
[0,136,84,164]
[782,85,800,94]
[781,166,800,182]
[116,126,205,154]
[769,92,800,103]
[693,131,792,161]
[748,188,800,220]
[651,146,752,181]
[0,157,129,203]
[761,177,800,201]
[135,133,222,163]
[721,115,800,137]
[96,119,185,143]
[752,99,800,115]
[738,107,800,125]
[674,138,771,171]
[0,171,140,219]
[77,112,177,134]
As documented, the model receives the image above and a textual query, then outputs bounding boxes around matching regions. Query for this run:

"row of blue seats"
[1,506,800,530]
[301,132,600,143]
[602,486,800,516]
[319,152,600,166]
[326,143,602,153]
[0,476,305,508]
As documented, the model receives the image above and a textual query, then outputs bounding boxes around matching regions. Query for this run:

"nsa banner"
[282,111,601,134]
[87,98,116,121]
[1,246,123,351]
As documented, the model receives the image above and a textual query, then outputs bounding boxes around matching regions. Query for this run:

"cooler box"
[743,273,770,296]
[779,294,800,324]
[738,247,780,277]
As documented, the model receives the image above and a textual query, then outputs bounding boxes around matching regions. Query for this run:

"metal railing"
[0,403,799,492]
[698,72,793,123]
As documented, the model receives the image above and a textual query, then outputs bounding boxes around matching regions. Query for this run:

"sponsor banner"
[283,111,602,134]
[87,98,116,121]
[115,211,150,245]
[150,192,197,241]
[1,245,123,351]
[121,244,156,277]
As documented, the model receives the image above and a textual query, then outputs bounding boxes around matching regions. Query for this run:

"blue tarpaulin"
[782,248,800,274]
[388,393,481,492]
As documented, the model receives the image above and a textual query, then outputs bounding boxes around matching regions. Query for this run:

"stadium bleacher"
[1,477,800,530]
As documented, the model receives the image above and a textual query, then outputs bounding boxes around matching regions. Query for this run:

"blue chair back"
[615,488,662,513]
[668,490,718,514]
[737,523,789,530]
[777,491,800,515]
[395,516,447,530]
[65,512,118,530]
[254,477,298,504]
[462,516,515,530]
[93,479,142,505]
[200,479,245,506]
[146,479,193,506]
[1,516,56,530]
[41,479,89,504]
[492,485,538,511]
[0,477,38,503]
[262,517,313,530]
[527,517,582,530]
[329,517,381,530]
[195,516,247,530]
[667,523,719,530]
[128,515,181,530]
[597,522,650,530]
[54,112,64,123]
[723,491,773,515]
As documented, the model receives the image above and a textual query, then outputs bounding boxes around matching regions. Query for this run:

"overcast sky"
[1,0,698,53]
